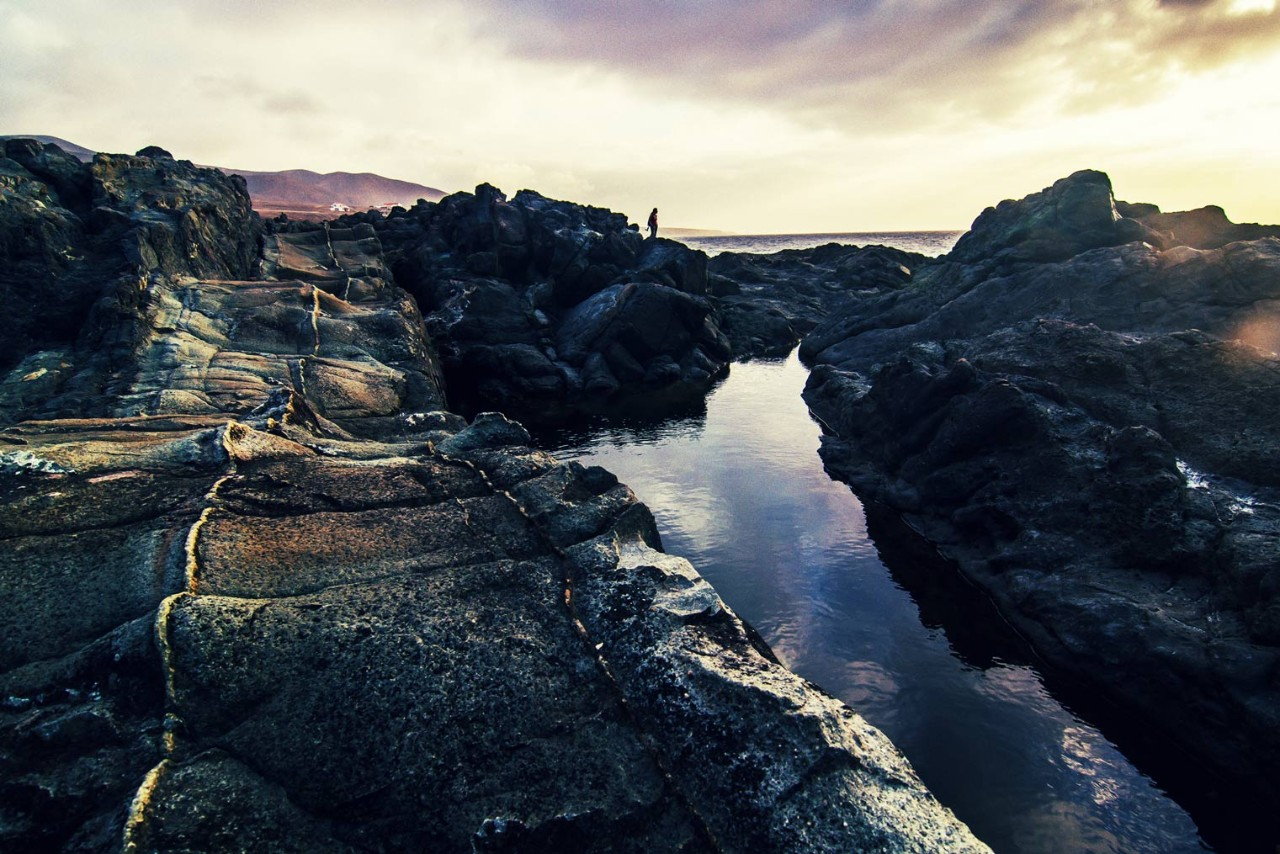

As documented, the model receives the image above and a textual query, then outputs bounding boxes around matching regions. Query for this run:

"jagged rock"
[556,282,729,387]
[0,146,988,853]
[1,225,446,434]
[1135,204,1280,250]
[800,169,1280,814]
[800,231,1280,370]
[381,185,727,419]
[947,169,1167,266]
[709,243,928,359]
[0,140,263,372]
[90,152,261,282]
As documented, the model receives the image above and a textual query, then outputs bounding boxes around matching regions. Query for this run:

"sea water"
[533,232,1218,853]
[679,230,964,257]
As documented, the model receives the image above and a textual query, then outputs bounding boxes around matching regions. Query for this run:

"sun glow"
[1228,0,1276,14]
[3,0,1280,232]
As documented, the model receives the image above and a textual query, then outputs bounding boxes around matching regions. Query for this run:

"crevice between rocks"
[121,426,240,849]
[432,447,725,852]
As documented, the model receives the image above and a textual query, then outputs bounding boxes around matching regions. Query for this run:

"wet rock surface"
[793,169,1280,820]
[0,142,987,852]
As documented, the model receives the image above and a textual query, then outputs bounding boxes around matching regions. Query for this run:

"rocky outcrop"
[0,144,988,852]
[709,243,926,359]
[1125,202,1280,250]
[0,408,987,853]
[373,185,731,420]
[944,169,1168,266]
[0,140,262,368]
[799,169,1280,814]
[1,230,444,435]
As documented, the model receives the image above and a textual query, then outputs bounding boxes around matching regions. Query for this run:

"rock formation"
[796,169,1280,821]
[368,184,731,421]
[0,142,988,851]
[708,243,926,359]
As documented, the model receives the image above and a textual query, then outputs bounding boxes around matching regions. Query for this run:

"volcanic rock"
[0,141,262,369]
[800,169,1280,814]
[0,143,988,852]
[709,242,927,359]
[1133,203,1280,250]
[375,185,730,420]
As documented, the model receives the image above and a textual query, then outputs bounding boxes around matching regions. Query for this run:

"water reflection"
[535,350,1210,854]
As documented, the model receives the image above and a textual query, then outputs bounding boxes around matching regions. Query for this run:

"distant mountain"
[224,167,446,212]
[0,135,446,218]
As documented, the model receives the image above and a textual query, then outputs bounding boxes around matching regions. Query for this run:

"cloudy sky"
[3,0,1278,232]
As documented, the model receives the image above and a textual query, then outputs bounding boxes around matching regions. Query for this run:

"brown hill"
[0,135,446,219]
[225,167,446,214]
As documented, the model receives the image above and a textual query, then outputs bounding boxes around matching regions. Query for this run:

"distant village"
[330,201,402,215]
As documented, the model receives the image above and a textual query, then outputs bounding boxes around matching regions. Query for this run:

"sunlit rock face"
[797,168,1280,811]
[0,140,260,369]
[0,142,447,432]
[0,144,990,853]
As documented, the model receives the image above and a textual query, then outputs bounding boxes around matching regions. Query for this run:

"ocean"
[678,230,965,258]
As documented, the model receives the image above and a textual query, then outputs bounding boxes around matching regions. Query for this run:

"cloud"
[467,0,1280,128]
[2,0,1277,232]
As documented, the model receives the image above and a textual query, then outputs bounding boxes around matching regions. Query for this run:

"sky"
[2,0,1279,233]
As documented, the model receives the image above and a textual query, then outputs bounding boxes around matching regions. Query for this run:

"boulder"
[381,185,728,419]
[946,169,1167,266]
[800,169,1280,817]
[708,242,929,359]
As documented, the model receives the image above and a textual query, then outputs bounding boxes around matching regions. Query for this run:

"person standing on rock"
[647,208,659,239]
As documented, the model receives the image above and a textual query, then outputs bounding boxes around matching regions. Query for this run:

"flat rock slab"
[1,414,987,853]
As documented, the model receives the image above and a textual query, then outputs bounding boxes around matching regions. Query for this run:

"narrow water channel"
[532,350,1210,854]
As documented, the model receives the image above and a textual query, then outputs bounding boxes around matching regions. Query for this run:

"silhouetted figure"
[647,208,659,239]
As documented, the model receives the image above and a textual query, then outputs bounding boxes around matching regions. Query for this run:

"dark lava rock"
[1135,203,1280,250]
[0,140,263,370]
[90,151,261,283]
[801,169,1280,815]
[0,147,988,852]
[709,242,928,359]
[377,185,730,420]
[946,168,1168,266]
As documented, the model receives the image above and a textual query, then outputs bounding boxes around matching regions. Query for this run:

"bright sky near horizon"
[2,0,1279,233]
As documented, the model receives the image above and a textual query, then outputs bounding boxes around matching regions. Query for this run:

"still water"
[534,351,1209,854]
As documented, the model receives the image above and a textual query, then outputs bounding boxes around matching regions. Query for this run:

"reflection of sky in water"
[540,351,1207,854]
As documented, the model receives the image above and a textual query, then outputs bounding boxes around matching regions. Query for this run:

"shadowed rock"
[798,169,1280,819]
[709,242,928,359]
[369,185,731,420]
[0,144,988,852]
